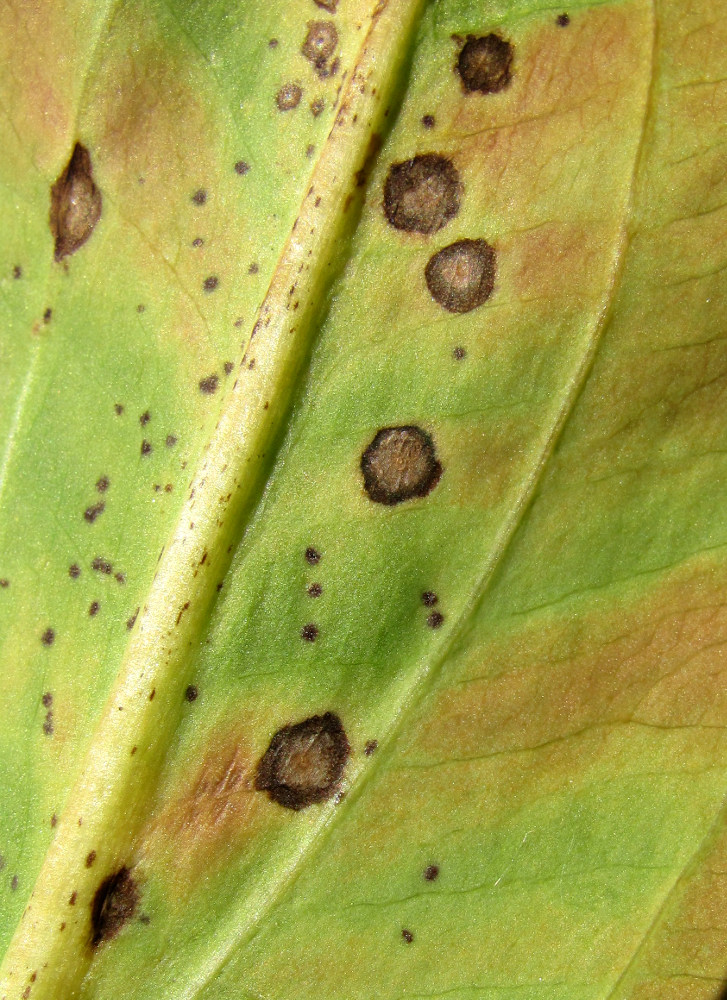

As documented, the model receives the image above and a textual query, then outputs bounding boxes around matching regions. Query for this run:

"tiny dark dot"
[51,813,57,827]
[402,929,414,944]
[69,564,81,578]
[234,160,250,175]
[306,144,315,157]
[185,685,198,703]
[115,572,126,584]
[11,875,19,891]
[224,361,234,375]
[139,914,151,925]
[165,434,178,448]
[421,591,438,607]
[269,37,278,48]
[136,304,145,314]
[192,237,204,247]
[248,262,259,275]
[310,97,325,117]
[199,374,219,395]
[84,501,105,523]
[141,440,152,456]
[114,403,124,415]
[191,189,207,205]
[95,476,110,493]
[453,346,467,360]
[424,864,439,881]
[41,628,55,647]
[42,692,53,708]
[216,581,224,591]
[88,601,100,617]
[85,851,96,868]
[305,547,321,565]
[307,582,323,598]
[12,265,22,279]
[427,611,444,629]
[203,276,219,292]
[421,114,435,129]
[149,689,155,701]
[277,83,303,111]
[0,578,8,588]
[301,623,319,642]
[139,411,151,426]
[364,740,378,756]
[43,307,52,324]
[556,12,570,25]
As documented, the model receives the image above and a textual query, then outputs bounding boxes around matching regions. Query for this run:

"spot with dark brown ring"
[427,611,444,629]
[361,426,442,505]
[277,83,303,111]
[383,154,461,235]
[457,34,513,93]
[90,867,139,948]
[302,21,338,75]
[255,712,350,810]
[50,143,102,262]
[425,238,496,313]
[556,13,570,25]
[69,563,81,578]
[421,114,435,129]
[89,601,100,617]
[453,346,467,360]
[234,160,250,175]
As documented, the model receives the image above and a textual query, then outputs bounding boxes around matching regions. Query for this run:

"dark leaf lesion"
[49,143,102,262]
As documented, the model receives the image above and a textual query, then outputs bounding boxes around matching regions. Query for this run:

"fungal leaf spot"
[90,867,139,948]
[50,143,102,262]
[255,713,350,811]
[383,155,461,235]
[425,238,496,313]
[302,21,338,76]
[361,426,442,505]
[457,34,513,94]
[277,84,302,111]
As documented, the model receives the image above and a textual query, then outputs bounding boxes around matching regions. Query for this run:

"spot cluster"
[275,11,340,115]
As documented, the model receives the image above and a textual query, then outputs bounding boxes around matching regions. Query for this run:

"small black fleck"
[89,601,100,617]
[234,160,250,175]
[95,476,110,493]
[85,850,96,868]
[361,426,442,505]
[191,189,207,206]
[69,563,81,578]
[255,712,350,810]
[166,434,178,447]
[184,685,198,703]
[199,374,219,395]
[50,143,103,261]
[139,411,151,427]
[126,608,139,630]
[43,307,52,324]
[301,623,319,642]
[203,275,219,292]
[84,501,105,523]
[457,34,513,94]
[425,238,496,313]
[305,547,321,565]
[42,692,53,708]
[90,867,139,948]
[307,582,323,597]
[91,557,113,574]
[556,12,570,25]
[269,37,279,48]
[13,265,22,279]
[427,611,444,629]
[192,237,204,247]
[402,929,414,943]
[421,591,438,607]
[140,440,152,457]
[0,578,8,588]
[383,154,461,235]
[277,83,303,111]
[453,346,467,360]
[424,864,439,881]
[364,739,378,756]
[421,114,436,129]
[115,572,126,584]
[41,628,55,647]
[114,403,124,415]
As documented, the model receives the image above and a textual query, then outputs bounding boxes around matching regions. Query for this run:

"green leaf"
[1,0,726,998]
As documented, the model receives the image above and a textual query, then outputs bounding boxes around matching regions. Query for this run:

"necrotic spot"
[361,426,442,505]
[557,13,570,25]
[184,685,198,703]
[141,440,152,456]
[50,143,102,262]
[69,564,81,578]
[191,189,207,205]
[84,502,105,523]
[305,547,321,565]
[95,476,109,493]
[457,34,513,93]
[307,582,322,598]
[421,591,438,606]
[427,611,444,629]
[383,154,461,235]
[302,21,338,73]
[402,929,414,943]
[203,276,219,292]
[41,628,55,647]
[424,864,439,881]
[425,238,496,313]
[199,374,219,394]
[277,83,302,111]
[301,623,318,642]
[234,160,250,175]
[255,712,350,811]
[90,867,139,948]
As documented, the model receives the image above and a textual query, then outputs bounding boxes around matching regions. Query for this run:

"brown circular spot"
[203,275,219,292]
[425,238,496,313]
[402,929,414,943]
[140,440,152,456]
[427,611,444,629]
[302,21,338,72]
[41,628,55,646]
[305,547,321,565]
[255,712,350,810]
[85,850,96,868]
[301,623,319,642]
[88,601,100,617]
[69,563,81,578]
[184,685,198,703]
[421,591,438,607]
[234,160,250,175]
[361,426,442,506]
[424,864,439,881]
[307,582,323,597]
[421,114,436,129]
[199,374,219,395]
[277,83,303,111]
[556,12,570,25]
[191,189,207,205]
[453,346,467,360]
[383,154,461,235]
[457,34,513,93]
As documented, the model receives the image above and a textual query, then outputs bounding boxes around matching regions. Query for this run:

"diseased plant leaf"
[0,0,726,998]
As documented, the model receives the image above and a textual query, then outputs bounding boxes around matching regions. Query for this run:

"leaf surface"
[0,0,726,998]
